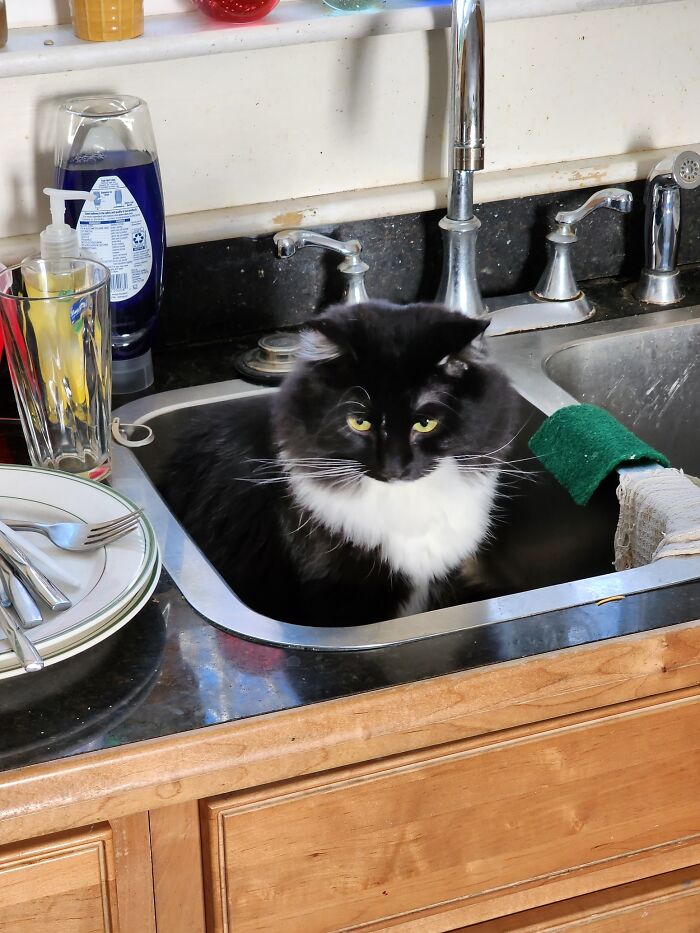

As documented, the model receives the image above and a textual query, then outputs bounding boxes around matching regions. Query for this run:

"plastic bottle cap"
[39,187,94,260]
[112,351,155,395]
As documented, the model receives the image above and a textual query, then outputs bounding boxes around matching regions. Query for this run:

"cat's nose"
[380,464,414,482]
[376,437,412,482]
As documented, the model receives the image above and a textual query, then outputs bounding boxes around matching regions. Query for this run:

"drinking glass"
[321,0,385,11]
[0,259,113,481]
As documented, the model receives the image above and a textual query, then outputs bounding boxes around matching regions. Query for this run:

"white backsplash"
[0,0,698,255]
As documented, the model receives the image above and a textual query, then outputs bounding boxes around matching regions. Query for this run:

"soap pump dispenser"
[22,188,94,297]
[40,187,94,260]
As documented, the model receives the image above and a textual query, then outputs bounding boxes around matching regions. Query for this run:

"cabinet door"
[466,863,700,931]
[201,697,700,932]
[0,824,119,933]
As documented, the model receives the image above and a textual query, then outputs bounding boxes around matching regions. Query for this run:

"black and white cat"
[165,301,520,626]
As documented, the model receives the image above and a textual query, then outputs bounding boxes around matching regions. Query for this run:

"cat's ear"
[297,325,344,363]
[437,316,489,376]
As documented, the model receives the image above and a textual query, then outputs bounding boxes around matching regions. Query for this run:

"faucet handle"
[273,229,370,305]
[273,229,362,259]
[555,188,633,235]
[534,187,633,303]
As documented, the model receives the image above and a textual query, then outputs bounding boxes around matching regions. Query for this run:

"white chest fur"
[289,458,497,585]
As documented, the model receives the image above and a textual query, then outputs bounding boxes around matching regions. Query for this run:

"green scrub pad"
[529,404,670,506]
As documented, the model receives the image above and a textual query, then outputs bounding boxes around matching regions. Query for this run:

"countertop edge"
[2,616,700,847]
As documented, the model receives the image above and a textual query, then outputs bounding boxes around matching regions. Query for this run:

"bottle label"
[77,175,153,304]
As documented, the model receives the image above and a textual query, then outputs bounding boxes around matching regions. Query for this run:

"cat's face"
[274,302,519,486]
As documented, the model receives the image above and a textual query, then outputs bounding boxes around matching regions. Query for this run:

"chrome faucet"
[436,0,485,318]
[635,149,700,305]
[273,230,369,304]
[534,188,633,302]
[485,187,633,336]
[234,230,370,383]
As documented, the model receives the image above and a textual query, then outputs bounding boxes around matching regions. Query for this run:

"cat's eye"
[413,418,438,434]
[347,415,372,433]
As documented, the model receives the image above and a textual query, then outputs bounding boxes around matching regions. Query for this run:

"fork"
[4,509,144,552]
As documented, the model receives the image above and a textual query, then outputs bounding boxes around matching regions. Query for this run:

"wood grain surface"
[150,800,206,933]
[2,621,700,848]
[201,693,700,931]
[0,825,118,933]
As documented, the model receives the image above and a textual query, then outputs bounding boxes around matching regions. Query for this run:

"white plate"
[0,465,159,677]
[0,557,162,680]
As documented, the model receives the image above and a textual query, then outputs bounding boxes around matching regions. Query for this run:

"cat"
[164,301,520,627]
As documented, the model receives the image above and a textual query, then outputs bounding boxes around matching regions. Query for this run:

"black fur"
[163,302,520,626]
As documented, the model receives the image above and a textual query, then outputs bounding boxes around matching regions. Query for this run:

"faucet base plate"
[484,292,595,337]
[635,269,683,306]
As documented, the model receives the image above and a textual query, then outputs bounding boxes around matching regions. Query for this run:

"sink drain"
[234,331,301,385]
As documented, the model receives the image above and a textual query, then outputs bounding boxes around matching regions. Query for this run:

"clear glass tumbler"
[0,259,112,481]
[321,0,385,11]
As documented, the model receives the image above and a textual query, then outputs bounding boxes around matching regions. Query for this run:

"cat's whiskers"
[325,536,346,555]
[239,464,365,488]
[482,418,535,459]
[310,389,370,436]
[451,453,538,466]
[453,464,537,479]
[291,512,315,535]
[445,457,540,484]
[350,384,371,404]
[246,456,365,486]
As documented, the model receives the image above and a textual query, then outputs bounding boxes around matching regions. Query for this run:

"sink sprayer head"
[648,149,700,190]
[673,150,700,189]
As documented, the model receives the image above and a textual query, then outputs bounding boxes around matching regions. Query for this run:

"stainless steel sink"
[112,304,700,650]
[543,313,700,475]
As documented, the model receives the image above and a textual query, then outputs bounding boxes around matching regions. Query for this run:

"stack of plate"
[0,465,160,679]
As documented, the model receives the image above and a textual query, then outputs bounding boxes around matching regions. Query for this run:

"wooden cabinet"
[0,816,156,933]
[0,825,118,933]
[469,865,700,931]
[199,694,700,931]
[3,623,700,932]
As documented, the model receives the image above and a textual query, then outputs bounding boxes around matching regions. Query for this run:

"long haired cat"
[165,301,520,626]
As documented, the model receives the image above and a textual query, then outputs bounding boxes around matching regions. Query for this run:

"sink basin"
[544,315,700,475]
[112,304,700,650]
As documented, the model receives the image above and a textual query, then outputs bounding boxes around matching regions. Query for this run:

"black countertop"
[2,272,700,775]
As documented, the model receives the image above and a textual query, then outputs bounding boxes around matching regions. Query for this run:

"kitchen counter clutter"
[2,267,700,929]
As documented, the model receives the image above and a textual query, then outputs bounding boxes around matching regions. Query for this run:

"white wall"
[1,0,699,260]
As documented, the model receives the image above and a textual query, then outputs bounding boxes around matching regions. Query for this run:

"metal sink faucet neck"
[448,0,484,203]
[636,149,700,305]
[437,0,486,318]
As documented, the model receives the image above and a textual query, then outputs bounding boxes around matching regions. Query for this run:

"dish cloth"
[529,404,670,506]
[615,468,700,570]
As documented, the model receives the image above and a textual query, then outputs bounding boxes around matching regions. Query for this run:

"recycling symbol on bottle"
[133,230,146,246]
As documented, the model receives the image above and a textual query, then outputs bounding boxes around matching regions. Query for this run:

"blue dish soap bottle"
[54,95,165,394]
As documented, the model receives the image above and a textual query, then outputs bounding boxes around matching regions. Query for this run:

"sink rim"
[491,303,700,417]
[112,305,700,651]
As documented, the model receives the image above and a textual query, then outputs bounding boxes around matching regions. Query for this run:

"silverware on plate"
[4,509,144,552]
[0,603,43,672]
[0,526,71,612]
[0,558,43,628]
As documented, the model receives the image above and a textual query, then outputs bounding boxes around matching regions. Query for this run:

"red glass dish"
[192,0,280,23]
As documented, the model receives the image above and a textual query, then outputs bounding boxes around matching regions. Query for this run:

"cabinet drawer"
[201,696,700,932]
[467,863,700,931]
[0,824,118,933]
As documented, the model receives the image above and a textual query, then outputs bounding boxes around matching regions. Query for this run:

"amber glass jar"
[0,1,7,49]
[70,0,144,41]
